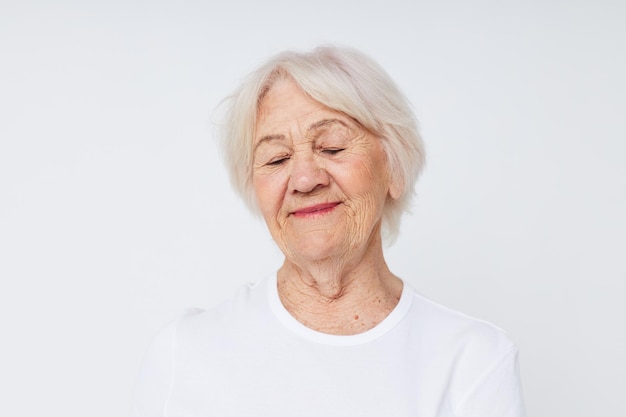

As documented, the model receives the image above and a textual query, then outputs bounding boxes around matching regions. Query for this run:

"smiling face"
[253,77,400,264]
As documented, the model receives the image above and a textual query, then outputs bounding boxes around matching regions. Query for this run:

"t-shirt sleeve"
[131,321,175,417]
[453,346,526,417]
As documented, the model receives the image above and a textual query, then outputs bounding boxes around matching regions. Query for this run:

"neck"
[276,234,403,335]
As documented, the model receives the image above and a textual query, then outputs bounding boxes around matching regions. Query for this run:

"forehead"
[255,78,346,136]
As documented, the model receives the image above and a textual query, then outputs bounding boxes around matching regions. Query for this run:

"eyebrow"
[254,134,286,153]
[308,118,349,131]
[254,118,350,152]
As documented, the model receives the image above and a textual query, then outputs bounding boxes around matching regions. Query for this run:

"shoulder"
[174,277,272,345]
[132,308,204,416]
[407,286,517,358]
[132,279,268,416]
[403,286,524,416]
[135,277,266,371]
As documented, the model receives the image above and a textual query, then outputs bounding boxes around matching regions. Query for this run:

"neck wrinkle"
[276,236,403,335]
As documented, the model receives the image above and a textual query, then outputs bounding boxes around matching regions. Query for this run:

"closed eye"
[322,148,345,155]
[266,156,289,166]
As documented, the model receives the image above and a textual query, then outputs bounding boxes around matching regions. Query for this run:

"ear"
[388,174,403,201]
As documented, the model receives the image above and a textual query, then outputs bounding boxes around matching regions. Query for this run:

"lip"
[290,202,341,217]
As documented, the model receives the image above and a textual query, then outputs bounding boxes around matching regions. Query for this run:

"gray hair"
[218,45,425,243]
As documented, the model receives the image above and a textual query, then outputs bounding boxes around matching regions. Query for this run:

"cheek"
[342,157,388,197]
[253,173,286,219]
[340,158,391,227]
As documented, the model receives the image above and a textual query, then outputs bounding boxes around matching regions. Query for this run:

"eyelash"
[322,148,345,155]
[266,156,289,166]
[264,148,345,166]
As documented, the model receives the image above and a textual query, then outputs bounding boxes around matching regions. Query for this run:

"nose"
[288,152,329,194]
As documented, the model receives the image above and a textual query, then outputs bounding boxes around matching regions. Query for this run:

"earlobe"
[388,175,403,200]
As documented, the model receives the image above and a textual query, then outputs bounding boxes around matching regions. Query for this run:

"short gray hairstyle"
[218,45,425,243]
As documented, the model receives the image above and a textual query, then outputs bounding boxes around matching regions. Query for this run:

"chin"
[285,232,347,262]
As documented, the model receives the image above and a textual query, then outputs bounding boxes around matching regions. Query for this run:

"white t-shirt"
[133,275,525,416]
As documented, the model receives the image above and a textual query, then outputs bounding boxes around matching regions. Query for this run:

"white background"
[1,1,624,416]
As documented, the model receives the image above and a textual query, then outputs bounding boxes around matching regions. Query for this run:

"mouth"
[291,202,341,217]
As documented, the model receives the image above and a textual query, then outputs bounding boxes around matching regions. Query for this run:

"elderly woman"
[133,46,525,417]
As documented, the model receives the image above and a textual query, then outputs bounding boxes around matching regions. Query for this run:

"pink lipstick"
[292,202,340,217]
